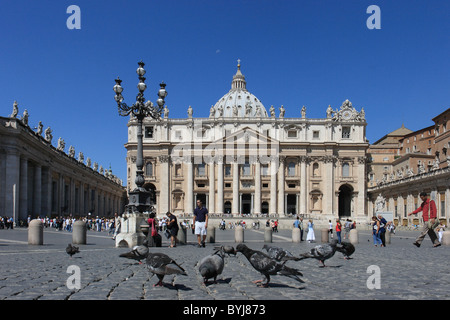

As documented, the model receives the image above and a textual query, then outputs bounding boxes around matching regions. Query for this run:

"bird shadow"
[258,283,306,290]
[204,277,232,286]
[319,265,343,268]
[161,283,193,291]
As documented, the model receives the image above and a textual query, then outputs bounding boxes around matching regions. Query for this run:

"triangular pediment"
[213,126,279,145]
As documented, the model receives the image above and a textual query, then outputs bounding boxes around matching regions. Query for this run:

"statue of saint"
[301,105,306,119]
[45,127,53,143]
[269,105,275,118]
[375,194,385,212]
[22,109,29,126]
[11,101,18,118]
[187,105,193,118]
[279,105,285,118]
[37,121,43,135]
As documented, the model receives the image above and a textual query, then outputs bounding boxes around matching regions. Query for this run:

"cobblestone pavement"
[0,227,449,301]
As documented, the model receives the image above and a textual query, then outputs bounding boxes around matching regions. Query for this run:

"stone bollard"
[321,229,329,243]
[72,220,87,245]
[292,228,301,243]
[178,224,187,245]
[349,229,358,244]
[235,225,244,243]
[442,231,450,246]
[264,227,272,243]
[207,226,216,243]
[28,219,44,245]
[384,230,391,244]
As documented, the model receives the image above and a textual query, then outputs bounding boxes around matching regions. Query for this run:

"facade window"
[145,162,153,176]
[288,130,297,138]
[242,161,251,176]
[342,127,351,139]
[313,131,320,139]
[145,126,154,138]
[224,165,231,176]
[342,163,350,177]
[288,162,296,176]
[261,165,268,176]
[197,163,206,176]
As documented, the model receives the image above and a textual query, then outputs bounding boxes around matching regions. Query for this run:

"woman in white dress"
[306,219,315,243]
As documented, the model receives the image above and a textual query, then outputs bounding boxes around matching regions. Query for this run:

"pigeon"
[215,245,237,256]
[236,243,304,287]
[336,241,355,260]
[145,252,187,287]
[66,244,79,258]
[198,247,228,284]
[262,244,301,262]
[119,240,149,264]
[298,240,338,267]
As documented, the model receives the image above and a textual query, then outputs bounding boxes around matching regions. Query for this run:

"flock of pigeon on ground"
[65,239,355,288]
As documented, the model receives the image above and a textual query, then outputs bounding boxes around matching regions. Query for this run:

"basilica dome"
[212,61,268,118]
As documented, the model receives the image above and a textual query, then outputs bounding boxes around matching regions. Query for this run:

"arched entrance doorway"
[261,201,269,215]
[338,184,353,218]
[224,201,232,214]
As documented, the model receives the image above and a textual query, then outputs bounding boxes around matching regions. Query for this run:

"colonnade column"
[269,157,277,215]
[216,156,224,215]
[186,157,194,215]
[232,160,239,215]
[19,157,28,221]
[254,157,261,215]
[159,155,170,214]
[33,164,42,216]
[208,159,215,214]
[277,156,285,215]
[5,150,20,223]
[300,156,307,214]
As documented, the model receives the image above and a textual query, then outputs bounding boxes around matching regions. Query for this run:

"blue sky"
[1,0,449,184]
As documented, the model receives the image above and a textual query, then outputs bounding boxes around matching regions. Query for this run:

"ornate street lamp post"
[114,61,167,213]
[113,61,167,247]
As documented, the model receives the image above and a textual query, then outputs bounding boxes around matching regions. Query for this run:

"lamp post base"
[115,212,146,248]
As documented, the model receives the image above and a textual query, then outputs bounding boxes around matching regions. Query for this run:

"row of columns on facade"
[152,155,365,215]
[3,152,122,221]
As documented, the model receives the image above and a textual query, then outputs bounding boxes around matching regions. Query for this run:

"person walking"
[166,212,179,248]
[408,192,441,248]
[328,220,334,239]
[372,216,382,247]
[192,199,208,248]
[377,214,387,247]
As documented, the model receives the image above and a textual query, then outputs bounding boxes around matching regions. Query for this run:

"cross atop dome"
[232,58,246,90]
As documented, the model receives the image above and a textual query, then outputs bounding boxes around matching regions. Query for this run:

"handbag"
[149,218,158,237]
[164,229,171,239]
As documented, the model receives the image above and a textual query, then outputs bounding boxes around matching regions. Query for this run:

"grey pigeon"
[119,240,149,264]
[336,241,355,260]
[236,243,304,287]
[198,247,227,284]
[215,245,236,256]
[262,244,301,262]
[66,244,79,258]
[299,240,338,267]
[145,252,187,287]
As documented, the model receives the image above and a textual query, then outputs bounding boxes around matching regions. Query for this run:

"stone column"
[41,167,52,217]
[5,150,20,223]
[277,157,285,215]
[216,157,224,214]
[300,157,307,214]
[208,160,215,214]
[254,158,261,215]
[232,161,239,215]
[19,157,28,221]
[33,164,42,217]
[323,156,334,215]
[186,158,194,214]
[270,158,277,215]
[159,155,170,214]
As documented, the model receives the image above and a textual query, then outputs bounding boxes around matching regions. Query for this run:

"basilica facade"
[125,63,369,222]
